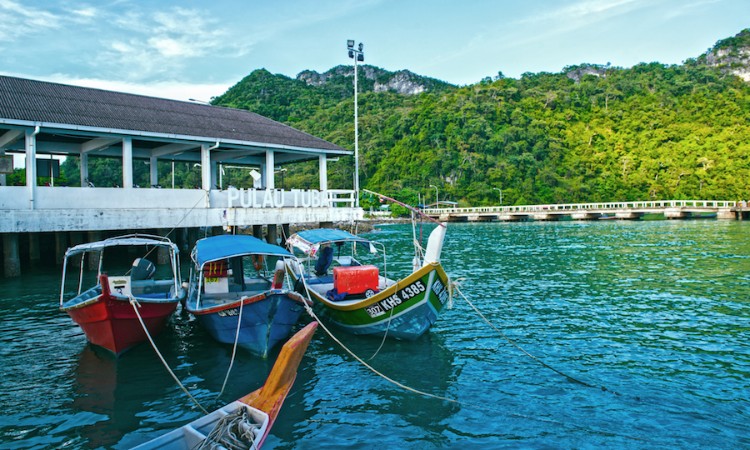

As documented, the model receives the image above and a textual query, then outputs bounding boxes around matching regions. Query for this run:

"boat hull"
[63,295,178,356]
[296,262,451,340]
[190,292,308,358]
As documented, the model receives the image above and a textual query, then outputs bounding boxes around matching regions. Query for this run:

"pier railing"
[422,200,739,222]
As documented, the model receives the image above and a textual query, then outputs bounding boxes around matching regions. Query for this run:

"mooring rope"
[368,303,394,361]
[296,278,646,442]
[217,298,246,400]
[451,280,622,395]
[129,297,209,415]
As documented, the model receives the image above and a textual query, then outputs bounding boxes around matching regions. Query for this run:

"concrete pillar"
[80,153,89,187]
[149,155,159,187]
[265,150,275,190]
[87,231,103,270]
[266,225,278,245]
[200,144,212,192]
[122,137,133,188]
[28,233,40,264]
[319,154,327,191]
[281,224,291,247]
[25,128,38,209]
[717,208,737,220]
[253,225,263,240]
[55,232,68,266]
[177,228,189,252]
[187,227,201,251]
[319,221,334,229]
[3,233,21,277]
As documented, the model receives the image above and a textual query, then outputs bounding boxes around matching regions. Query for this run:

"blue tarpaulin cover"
[290,228,371,245]
[287,228,374,256]
[194,235,291,267]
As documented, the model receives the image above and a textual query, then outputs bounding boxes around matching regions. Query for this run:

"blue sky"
[0,0,748,101]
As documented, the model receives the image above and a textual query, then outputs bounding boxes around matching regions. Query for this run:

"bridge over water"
[423,200,742,222]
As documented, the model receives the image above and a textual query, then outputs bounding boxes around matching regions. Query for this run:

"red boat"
[60,234,186,356]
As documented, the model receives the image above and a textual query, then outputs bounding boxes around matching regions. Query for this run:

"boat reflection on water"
[362,332,459,425]
[282,330,457,447]
[71,344,174,448]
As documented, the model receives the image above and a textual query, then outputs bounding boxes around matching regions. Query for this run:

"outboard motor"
[131,258,156,280]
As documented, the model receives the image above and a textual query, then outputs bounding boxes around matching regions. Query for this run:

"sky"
[0,0,748,101]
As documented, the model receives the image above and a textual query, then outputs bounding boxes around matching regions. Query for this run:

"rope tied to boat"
[217,298,246,400]
[128,296,209,415]
[451,280,622,395]
[197,407,260,450]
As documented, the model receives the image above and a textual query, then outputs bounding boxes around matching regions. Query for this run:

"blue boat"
[185,234,310,358]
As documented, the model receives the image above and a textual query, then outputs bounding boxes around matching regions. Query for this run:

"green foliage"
[57,31,750,206]
[210,38,750,205]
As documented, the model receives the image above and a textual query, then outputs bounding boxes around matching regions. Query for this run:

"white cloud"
[0,0,62,41]
[100,6,248,80]
[0,70,232,101]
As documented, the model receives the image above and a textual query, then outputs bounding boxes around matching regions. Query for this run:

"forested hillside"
[211,28,750,207]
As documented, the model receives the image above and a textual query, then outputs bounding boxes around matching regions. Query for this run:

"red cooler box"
[333,265,379,295]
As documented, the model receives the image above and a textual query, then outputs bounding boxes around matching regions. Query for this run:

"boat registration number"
[217,308,239,317]
[365,280,426,318]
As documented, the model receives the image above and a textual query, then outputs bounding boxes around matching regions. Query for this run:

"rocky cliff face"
[297,65,451,95]
[701,28,750,82]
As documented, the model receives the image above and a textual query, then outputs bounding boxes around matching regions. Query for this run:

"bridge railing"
[422,200,738,215]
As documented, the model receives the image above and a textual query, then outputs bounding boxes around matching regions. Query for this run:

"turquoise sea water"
[1,220,749,449]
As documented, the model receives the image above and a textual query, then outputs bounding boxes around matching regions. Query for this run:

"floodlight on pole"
[347,39,364,207]
[429,184,439,207]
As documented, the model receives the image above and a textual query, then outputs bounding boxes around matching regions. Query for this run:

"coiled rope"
[129,297,209,414]
[197,406,260,450]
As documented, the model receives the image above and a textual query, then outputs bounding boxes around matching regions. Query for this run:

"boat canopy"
[64,234,178,258]
[287,228,375,256]
[194,234,292,267]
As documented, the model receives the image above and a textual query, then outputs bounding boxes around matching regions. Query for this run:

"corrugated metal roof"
[0,75,345,152]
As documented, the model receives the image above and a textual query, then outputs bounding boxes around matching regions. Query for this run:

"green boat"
[285,224,450,340]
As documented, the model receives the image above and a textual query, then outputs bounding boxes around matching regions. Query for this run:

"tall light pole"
[429,184,438,207]
[493,187,502,205]
[347,40,364,207]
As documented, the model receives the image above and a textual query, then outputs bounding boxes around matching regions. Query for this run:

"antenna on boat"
[362,188,445,228]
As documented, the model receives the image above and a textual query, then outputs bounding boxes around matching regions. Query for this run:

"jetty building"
[0,75,362,277]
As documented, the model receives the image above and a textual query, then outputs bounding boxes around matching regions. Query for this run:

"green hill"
[215,29,750,207]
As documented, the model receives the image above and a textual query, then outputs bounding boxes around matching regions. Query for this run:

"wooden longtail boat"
[185,234,310,358]
[286,223,450,340]
[59,234,186,356]
[132,321,318,449]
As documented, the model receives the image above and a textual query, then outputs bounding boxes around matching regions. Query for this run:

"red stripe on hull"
[66,295,177,356]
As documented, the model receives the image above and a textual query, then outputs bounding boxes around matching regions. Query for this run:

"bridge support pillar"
[55,232,68,266]
[3,233,21,278]
[664,208,690,219]
[28,233,40,264]
[571,212,601,220]
[717,208,736,220]
[615,211,643,220]
[266,225,278,245]
[281,224,291,247]
[253,225,263,240]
